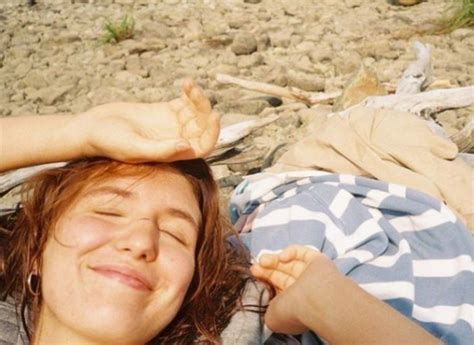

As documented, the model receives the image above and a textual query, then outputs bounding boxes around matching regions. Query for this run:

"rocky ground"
[0,0,473,208]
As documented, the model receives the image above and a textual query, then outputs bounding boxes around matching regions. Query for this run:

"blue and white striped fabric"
[229,171,474,345]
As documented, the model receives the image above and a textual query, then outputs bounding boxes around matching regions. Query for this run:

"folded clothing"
[230,171,474,345]
[267,106,474,231]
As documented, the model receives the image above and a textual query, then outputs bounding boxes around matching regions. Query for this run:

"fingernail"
[176,141,190,151]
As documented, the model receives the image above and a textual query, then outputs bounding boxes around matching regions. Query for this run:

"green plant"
[435,0,474,34]
[102,15,135,44]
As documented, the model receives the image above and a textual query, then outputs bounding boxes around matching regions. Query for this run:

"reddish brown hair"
[1,158,251,344]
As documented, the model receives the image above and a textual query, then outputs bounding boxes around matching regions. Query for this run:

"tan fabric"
[268,106,474,232]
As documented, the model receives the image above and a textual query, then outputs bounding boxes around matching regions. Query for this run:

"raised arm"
[252,246,441,345]
[0,80,219,172]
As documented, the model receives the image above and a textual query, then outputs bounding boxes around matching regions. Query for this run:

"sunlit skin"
[0,79,220,172]
[251,245,320,294]
[34,167,201,345]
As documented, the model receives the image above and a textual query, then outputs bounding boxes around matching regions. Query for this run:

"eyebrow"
[85,186,135,199]
[85,186,201,230]
[165,208,201,231]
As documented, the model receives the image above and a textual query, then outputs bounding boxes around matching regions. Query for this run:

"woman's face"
[38,167,201,343]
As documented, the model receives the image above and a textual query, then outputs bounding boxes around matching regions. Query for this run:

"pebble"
[231,32,258,55]
[0,0,471,187]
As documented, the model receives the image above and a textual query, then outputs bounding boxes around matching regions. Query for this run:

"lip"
[91,264,153,291]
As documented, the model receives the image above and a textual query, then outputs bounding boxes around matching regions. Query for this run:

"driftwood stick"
[450,118,474,153]
[0,114,280,194]
[216,73,340,105]
[360,86,474,119]
[396,41,432,95]
[0,162,67,194]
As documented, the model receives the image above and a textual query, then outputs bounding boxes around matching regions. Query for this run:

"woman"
[0,81,442,344]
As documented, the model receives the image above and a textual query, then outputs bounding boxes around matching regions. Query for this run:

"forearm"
[0,115,85,172]
[302,276,441,345]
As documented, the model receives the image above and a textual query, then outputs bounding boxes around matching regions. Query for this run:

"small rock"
[333,63,387,111]
[22,70,49,89]
[11,33,40,46]
[190,55,210,68]
[237,53,263,69]
[115,70,143,85]
[231,32,258,55]
[287,71,325,92]
[14,62,32,78]
[38,106,58,115]
[203,21,229,37]
[108,60,126,73]
[450,28,474,40]
[209,64,240,77]
[244,0,262,3]
[36,85,74,106]
[211,165,232,180]
[11,91,25,102]
[256,33,270,50]
[269,29,293,48]
[121,39,166,55]
[333,51,362,75]
[215,99,270,115]
[8,47,34,59]
[126,54,141,71]
[54,33,81,44]
[356,40,400,60]
[134,88,171,103]
[87,87,136,105]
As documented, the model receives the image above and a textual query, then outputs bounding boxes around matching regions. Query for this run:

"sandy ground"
[0,0,473,207]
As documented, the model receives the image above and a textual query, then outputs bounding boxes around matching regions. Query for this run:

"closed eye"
[94,210,124,217]
[160,229,186,245]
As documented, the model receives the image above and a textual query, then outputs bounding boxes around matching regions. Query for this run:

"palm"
[84,80,219,162]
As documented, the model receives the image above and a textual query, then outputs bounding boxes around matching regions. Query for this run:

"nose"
[114,218,158,262]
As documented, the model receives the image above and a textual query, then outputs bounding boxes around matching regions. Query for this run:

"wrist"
[294,259,347,330]
[56,113,93,160]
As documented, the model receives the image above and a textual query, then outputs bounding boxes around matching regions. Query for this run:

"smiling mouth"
[91,267,152,291]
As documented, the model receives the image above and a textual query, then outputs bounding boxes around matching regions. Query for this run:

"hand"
[75,79,219,163]
[251,245,341,335]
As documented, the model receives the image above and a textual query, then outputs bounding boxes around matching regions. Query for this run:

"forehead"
[77,167,201,219]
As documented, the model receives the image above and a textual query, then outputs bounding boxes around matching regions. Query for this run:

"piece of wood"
[353,86,474,119]
[0,162,67,195]
[0,114,280,194]
[208,114,280,159]
[396,41,432,95]
[450,118,474,153]
[216,73,340,106]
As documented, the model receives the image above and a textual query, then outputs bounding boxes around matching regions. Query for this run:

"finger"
[201,111,220,152]
[182,78,194,96]
[251,264,296,291]
[279,245,320,264]
[183,79,212,114]
[260,255,309,281]
[258,253,280,269]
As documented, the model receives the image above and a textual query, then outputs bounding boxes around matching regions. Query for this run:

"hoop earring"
[27,272,41,296]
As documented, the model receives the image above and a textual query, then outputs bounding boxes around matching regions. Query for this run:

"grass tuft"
[102,15,135,44]
[435,0,474,34]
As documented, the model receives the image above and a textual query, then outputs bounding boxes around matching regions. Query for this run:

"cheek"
[55,216,114,253]
[159,246,195,292]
